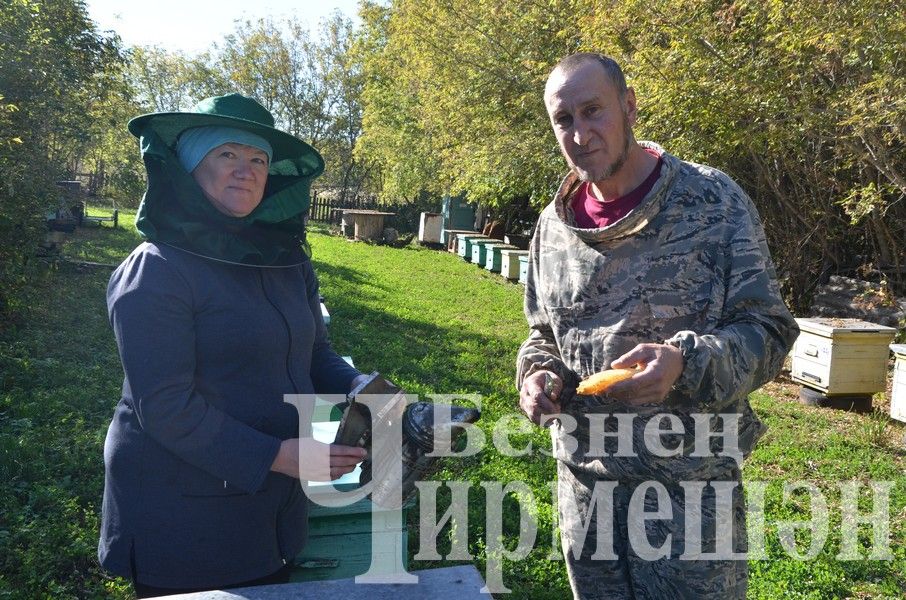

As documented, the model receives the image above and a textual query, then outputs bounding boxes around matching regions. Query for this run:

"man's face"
[544,61,637,183]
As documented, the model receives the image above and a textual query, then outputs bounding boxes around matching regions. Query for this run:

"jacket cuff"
[664,331,702,397]
[520,357,580,392]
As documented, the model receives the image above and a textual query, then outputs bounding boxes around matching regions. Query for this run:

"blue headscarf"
[176,126,273,173]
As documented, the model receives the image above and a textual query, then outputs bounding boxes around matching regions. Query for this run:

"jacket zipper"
[258,271,299,566]
[258,270,300,393]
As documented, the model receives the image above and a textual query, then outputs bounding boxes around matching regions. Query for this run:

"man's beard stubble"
[575,113,633,184]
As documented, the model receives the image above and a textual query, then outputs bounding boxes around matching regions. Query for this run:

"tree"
[579,0,906,307]
[0,0,128,313]
[129,46,213,112]
[208,14,372,200]
[354,0,906,307]
[355,0,583,206]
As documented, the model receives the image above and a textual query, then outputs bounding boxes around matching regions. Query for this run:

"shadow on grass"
[313,259,515,396]
[311,257,387,292]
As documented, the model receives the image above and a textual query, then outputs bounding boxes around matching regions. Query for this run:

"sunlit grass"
[0,217,903,598]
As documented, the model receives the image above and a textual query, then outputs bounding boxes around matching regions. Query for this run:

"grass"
[0,214,904,598]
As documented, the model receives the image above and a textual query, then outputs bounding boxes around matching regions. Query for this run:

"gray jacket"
[99,241,360,588]
[517,143,798,480]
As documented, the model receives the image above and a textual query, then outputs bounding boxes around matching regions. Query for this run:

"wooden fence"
[309,192,380,223]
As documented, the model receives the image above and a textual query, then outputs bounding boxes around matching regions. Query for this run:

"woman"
[99,93,368,596]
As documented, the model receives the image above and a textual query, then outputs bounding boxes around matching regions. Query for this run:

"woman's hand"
[270,438,367,481]
[349,373,371,391]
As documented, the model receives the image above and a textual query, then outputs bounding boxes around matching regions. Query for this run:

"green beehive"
[458,234,489,261]
[484,243,517,272]
[470,238,504,266]
[292,495,409,582]
[292,419,411,582]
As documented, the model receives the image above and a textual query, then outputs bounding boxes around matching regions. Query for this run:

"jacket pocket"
[177,462,269,497]
[646,280,712,334]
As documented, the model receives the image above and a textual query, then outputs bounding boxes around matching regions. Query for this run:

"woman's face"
[192,142,269,217]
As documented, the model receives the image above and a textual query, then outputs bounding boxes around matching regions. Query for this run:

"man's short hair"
[551,53,628,100]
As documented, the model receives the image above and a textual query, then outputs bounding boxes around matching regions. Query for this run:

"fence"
[309,191,379,224]
[309,191,444,236]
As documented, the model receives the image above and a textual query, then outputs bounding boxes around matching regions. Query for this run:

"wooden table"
[146,565,491,599]
[342,210,396,242]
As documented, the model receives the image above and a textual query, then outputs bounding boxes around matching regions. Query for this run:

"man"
[516,53,798,599]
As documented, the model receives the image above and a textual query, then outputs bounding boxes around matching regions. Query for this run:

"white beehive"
[888,344,906,423]
[790,317,896,395]
[418,212,443,244]
[501,249,528,280]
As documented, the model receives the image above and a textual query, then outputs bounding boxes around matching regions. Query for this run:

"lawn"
[0,212,903,598]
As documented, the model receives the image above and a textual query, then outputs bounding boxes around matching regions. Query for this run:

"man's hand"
[271,438,367,481]
[519,370,562,426]
[606,343,684,405]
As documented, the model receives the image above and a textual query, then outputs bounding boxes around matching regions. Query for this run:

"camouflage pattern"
[516,142,798,597]
[557,460,748,599]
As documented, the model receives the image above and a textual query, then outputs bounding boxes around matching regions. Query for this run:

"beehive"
[457,234,489,261]
[790,317,896,395]
[484,244,517,272]
[470,240,507,269]
[888,344,906,423]
[293,419,410,582]
[500,249,528,280]
[518,255,529,285]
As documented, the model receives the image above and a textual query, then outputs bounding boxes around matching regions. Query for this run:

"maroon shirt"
[571,148,663,228]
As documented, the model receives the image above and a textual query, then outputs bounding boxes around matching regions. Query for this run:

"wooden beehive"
[790,317,896,395]
[501,249,528,280]
[445,229,477,252]
[518,255,529,285]
[888,344,906,423]
[469,238,503,266]
[457,234,489,261]
[471,240,508,270]
[484,243,517,272]
[294,419,410,582]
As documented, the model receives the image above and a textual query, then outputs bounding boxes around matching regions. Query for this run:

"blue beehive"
[470,239,503,266]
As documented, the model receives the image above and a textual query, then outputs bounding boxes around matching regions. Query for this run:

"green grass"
[0,215,904,598]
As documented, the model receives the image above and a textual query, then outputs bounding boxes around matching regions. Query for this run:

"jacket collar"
[551,141,680,243]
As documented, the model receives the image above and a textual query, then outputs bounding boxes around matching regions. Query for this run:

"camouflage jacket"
[516,142,799,479]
